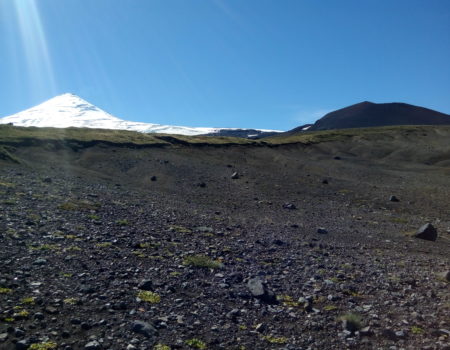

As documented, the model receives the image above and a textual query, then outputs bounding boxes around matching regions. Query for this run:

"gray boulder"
[131,320,158,339]
[247,277,278,304]
[414,223,437,241]
[84,341,101,350]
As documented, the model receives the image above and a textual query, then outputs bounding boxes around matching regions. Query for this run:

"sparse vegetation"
[29,244,60,251]
[137,290,161,303]
[58,199,100,211]
[138,242,160,249]
[0,287,12,294]
[262,335,288,344]
[116,219,129,226]
[185,338,207,349]
[14,310,29,318]
[0,123,449,349]
[324,305,338,311]
[411,326,425,334]
[95,242,112,248]
[340,313,363,331]
[87,214,100,220]
[63,298,77,305]
[29,342,57,350]
[169,225,192,233]
[21,297,35,305]
[154,345,171,350]
[390,217,408,224]
[183,255,223,269]
[277,294,301,307]
[0,145,20,163]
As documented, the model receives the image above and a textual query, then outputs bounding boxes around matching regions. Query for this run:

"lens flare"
[11,0,56,96]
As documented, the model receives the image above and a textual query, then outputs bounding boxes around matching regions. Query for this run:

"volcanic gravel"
[0,141,449,350]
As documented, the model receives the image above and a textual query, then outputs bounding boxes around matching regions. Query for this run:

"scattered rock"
[317,228,328,234]
[282,203,296,210]
[272,239,286,246]
[438,329,450,337]
[15,340,29,350]
[32,258,47,265]
[138,280,153,291]
[246,277,278,304]
[389,195,400,202]
[231,172,239,179]
[195,226,214,233]
[382,329,398,340]
[255,323,266,333]
[359,326,373,336]
[322,179,328,184]
[44,306,58,315]
[84,340,102,350]
[34,313,44,320]
[14,328,25,337]
[414,223,437,241]
[342,319,360,333]
[131,320,158,339]
[80,285,96,294]
[395,330,406,338]
[438,271,450,282]
[150,176,157,181]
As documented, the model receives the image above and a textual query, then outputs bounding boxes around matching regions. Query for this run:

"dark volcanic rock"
[32,258,47,265]
[415,223,437,241]
[389,195,400,202]
[131,320,158,339]
[246,277,278,304]
[84,340,102,350]
[15,340,29,350]
[439,270,450,282]
[138,279,153,291]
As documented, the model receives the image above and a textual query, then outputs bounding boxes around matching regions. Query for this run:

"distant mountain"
[306,101,450,131]
[202,129,280,139]
[0,93,281,137]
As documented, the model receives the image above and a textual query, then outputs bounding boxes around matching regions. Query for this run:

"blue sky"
[0,0,449,130]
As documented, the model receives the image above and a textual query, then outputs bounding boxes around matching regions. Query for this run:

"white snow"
[0,93,282,136]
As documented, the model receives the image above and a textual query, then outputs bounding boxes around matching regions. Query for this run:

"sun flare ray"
[12,0,56,96]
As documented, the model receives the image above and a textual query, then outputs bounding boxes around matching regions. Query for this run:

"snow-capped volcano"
[0,93,280,136]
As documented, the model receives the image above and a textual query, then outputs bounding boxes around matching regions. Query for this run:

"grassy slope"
[1,124,450,147]
[0,125,253,146]
[264,125,450,144]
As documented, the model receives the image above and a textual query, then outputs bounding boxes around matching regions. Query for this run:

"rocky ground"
[0,132,449,350]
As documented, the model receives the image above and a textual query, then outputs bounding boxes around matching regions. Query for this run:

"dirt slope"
[0,126,449,350]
